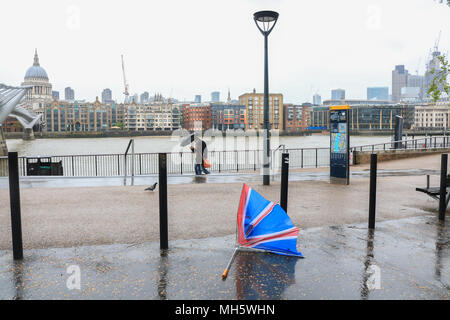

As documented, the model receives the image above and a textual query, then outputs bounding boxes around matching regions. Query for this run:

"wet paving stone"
[0,215,448,300]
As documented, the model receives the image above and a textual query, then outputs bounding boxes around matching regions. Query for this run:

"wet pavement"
[0,168,441,189]
[0,215,448,300]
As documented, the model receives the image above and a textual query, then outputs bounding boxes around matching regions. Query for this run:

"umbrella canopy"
[179,133,195,147]
[236,184,303,257]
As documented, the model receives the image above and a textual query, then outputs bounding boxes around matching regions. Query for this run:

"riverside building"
[311,104,416,132]
[238,91,283,131]
[44,97,113,132]
[210,104,246,131]
[283,103,311,132]
[182,104,212,131]
[123,102,180,131]
[414,101,450,129]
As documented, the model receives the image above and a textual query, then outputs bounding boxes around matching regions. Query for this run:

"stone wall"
[353,148,450,165]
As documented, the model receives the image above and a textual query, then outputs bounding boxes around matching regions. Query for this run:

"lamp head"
[253,10,279,35]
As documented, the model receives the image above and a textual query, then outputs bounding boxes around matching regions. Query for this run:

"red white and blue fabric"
[236,184,303,257]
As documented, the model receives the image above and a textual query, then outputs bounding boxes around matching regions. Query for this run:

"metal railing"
[350,136,450,153]
[0,147,331,177]
[2,135,448,178]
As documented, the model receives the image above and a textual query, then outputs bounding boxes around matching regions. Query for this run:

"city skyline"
[1,0,449,104]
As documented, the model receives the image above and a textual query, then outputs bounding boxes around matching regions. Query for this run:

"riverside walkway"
[0,154,448,299]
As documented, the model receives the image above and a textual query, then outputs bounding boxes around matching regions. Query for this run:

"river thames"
[5,134,395,156]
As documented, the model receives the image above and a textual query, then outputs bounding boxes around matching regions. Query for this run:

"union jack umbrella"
[222,183,303,279]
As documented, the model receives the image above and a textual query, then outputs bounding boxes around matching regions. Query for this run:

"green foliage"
[116,121,124,129]
[427,54,450,102]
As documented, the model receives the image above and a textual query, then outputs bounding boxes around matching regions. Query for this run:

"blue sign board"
[330,106,350,184]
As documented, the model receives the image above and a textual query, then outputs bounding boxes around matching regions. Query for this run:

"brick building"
[283,103,311,132]
[182,104,211,131]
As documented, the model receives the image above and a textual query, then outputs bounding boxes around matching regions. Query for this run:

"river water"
[5,134,394,156]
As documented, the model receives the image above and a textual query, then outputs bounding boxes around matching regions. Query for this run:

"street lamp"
[253,10,279,185]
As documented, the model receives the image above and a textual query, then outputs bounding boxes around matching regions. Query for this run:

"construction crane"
[434,30,441,52]
[121,54,129,103]
[415,57,422,75]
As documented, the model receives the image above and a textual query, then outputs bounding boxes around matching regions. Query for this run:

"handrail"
[123,139,135,185]
[124,139,133,156]
[274,144,286,153]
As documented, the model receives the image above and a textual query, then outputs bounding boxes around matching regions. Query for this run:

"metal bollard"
[368,154,377,229]
[8,152,23,260]
[439,154,447,221]
[159,153,169,250]
[280,153,289,213]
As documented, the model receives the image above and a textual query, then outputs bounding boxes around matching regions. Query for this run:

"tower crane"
[121,54,130,103]
[434,30,441,52]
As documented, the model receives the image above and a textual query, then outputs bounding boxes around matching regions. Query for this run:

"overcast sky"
[1,0,449,104]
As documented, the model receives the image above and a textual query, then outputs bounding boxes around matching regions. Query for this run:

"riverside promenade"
[0,154,448,299]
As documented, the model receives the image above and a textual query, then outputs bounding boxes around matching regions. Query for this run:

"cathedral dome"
[24,49,49,80]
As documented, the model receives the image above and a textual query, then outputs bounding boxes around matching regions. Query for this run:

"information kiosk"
[329,105,350,185]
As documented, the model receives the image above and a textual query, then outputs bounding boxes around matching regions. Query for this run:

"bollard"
[368,154,377,229]
[280,153,289,213]
[8,152,23,260]
[439,154,447,221]
[159,153,169,250]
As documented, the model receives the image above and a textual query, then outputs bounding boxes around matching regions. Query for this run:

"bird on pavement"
[145,182,158,191]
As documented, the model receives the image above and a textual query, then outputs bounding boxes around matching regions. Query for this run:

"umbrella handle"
[221,248,238,280]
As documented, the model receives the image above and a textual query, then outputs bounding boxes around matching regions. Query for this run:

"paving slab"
[0,215,447,300]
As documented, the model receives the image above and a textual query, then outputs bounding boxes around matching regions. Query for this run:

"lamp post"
[253,10,279,186]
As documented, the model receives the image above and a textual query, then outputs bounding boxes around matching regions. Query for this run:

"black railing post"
[315,148,318,168]
[280,153,289,213]
[159,153,169,250]
[180,152,183,175]
[8,152,23,260]
[301,149,304,168]
[439,154,447,221]
[368,153,377,229]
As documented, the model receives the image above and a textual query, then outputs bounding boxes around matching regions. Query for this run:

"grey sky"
[1,0,449,104]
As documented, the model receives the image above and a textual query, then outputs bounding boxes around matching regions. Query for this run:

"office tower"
[64,87,75,101]
[194,95,202,103]
[313,94,322,105]
[211,91,220,103]
[367,87,389,101]
[101,88,112,103]
[392,65,408,103]
[331,89,345,100]
[140,91,150,104]
[52,91,59,100]
[407,75,425,101]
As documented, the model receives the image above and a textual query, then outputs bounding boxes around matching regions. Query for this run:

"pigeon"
[145,182,158,191]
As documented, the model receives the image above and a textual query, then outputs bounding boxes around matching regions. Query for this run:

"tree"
[426,0,450,101]
[116,121,124,130]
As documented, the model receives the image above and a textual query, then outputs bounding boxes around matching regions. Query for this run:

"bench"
[415,174,450,208]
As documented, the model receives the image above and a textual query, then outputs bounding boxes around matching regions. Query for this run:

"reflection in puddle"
[434,220,449,289]
[12,260,24,300]
[360,229,375,300]
[234,251,298,299]
[157,250,169,300]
